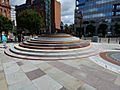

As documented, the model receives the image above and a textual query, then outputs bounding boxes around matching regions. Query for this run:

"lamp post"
[84,24,87,40]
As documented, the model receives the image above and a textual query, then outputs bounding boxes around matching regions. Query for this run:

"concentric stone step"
[27,40,80,44]
[5,34,97,61]
[14,44,92,53]
[38,33,71,38]
[5,44,97,60]
[9,44,95,57]
[19,43,89,50]
[31,36,80,42]
[22,41,82,47]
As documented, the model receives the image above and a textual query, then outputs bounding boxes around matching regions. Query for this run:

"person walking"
[2,31,7,48]
[17,34,21,43]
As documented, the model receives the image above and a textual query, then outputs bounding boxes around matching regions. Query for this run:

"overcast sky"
[10,0,75,25]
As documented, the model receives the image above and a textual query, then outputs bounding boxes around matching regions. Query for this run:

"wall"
[55,1,61,30]
[0,0,11,19]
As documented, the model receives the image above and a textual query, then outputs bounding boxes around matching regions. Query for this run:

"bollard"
[108,38,110,43]
[99,38,101,43]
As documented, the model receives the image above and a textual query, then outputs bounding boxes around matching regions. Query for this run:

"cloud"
[59,0,75,25]
[10,0,26,5]
[10,0,75,25]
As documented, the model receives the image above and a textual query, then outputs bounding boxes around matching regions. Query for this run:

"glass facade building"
[45,0,52,33]
[75,0,120,23]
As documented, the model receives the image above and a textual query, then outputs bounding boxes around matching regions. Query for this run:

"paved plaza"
[0,43,120,90]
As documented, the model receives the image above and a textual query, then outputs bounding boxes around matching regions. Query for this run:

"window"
[116,12,120,15]
[82,5,112,14]
[117,5,120,9]
[2,9,6,16]
[2,0,5,4]
[0,9,2,13]
[96,0,114,4]
[83,12,112,19]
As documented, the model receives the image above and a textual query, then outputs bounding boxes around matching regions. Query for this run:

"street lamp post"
[84,24,87,40]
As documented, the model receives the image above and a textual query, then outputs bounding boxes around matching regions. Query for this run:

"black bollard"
[108,38,110,43]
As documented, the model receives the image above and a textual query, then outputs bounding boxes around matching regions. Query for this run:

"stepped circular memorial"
[5,34,98,61]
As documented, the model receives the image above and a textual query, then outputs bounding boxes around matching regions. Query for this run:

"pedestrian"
[2,31,7,48]
[21,33,24,42]
[17,34,21,43]
[9,33,14,42]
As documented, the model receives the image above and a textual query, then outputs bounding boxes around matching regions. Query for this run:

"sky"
[10,0,75,25]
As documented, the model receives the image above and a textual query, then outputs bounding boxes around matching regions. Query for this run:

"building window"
[0,9,2,13]
[117,5,120,9]
[2,10,7,17]
[2,0,5,4]
[6,0,9,5]
[116,12,120,15]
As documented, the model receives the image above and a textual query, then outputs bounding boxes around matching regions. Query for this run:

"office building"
[75,0,120,23]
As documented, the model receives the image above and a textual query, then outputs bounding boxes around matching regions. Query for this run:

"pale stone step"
[10,46,96,57]
[14,44,92,53]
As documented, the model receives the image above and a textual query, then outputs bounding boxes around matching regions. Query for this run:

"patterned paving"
[0,43,120,90]
[100,52,120,66]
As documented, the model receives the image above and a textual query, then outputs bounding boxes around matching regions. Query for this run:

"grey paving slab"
[3,61,20,75]
[49,61,120,90]
[20,64,38,73]
[8,79,34,90]
[59,86,68,90]
[5,70,29,85]
[77,84,97,90]
[32,75,62,90]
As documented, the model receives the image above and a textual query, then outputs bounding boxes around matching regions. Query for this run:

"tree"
[86,24,95,36]
[17,9,45,34]
[64,24,69,33]
[69,24,74,32]
[114,23,120,36]
[0,15,13,33]
[83,21,89,24]
[98,23,108,37]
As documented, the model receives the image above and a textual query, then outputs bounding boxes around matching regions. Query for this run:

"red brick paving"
[100,52,120,66]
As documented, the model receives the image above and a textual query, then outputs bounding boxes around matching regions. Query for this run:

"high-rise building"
[16,0,61,33]
[55,1,61,31]
[75,0,120,23]
[0,0,11,19]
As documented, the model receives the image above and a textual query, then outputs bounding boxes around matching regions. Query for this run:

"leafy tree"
[17,9,45,34]
[0,15,13,33]
[64,24,69,33]
[83,21,89,24]
[98,23,108,37]
[69,24,74,32]
[86,24,95,36]
[114,23,120,36]
[89,20,95,24]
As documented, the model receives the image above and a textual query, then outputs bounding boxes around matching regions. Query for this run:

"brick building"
[55,1,61,31]
[0,0,11,19]
[16,0,61,34]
